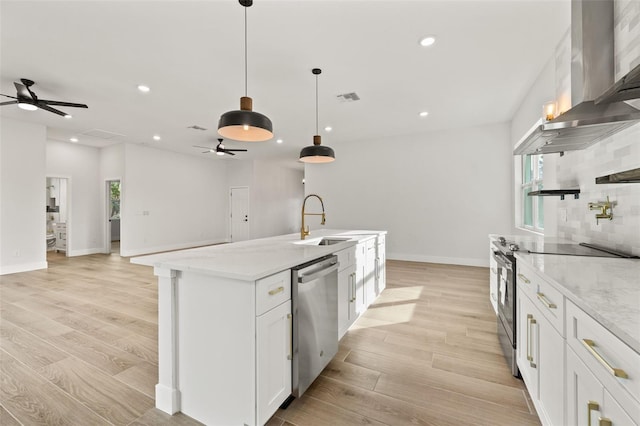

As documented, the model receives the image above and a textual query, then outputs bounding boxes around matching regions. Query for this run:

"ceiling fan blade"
[39,100,88,108]
[0,100,18,106]
[1,94,17,99]
[14,82,33,100]
[202,150,211,153]
[38,104,68,117]
[225,151,236,156]
[225,149,248,152]
[193,145,214,150]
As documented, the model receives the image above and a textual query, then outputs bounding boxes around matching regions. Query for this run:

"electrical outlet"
[559,208,567,222]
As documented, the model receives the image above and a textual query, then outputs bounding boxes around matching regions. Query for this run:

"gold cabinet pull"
[581,339,628,379]
[350,272,356,302]
[268,286,284,296]
[588,401,599,426]
[536,292,557,309]
[526,314,537,368]
[599,418,612,426]
[518,273,531,284]
[287,313,293,360]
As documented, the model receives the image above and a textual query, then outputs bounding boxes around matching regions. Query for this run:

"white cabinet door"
[489,247,498,314]
[518,281,565,426]
[538,307,565,426]
[364,240,376,306]
[256,301,292,425]
[354,243,367,316]
[338,264,357,339]
[567,346,606,426]
[376,239,386,295]
[517,289,539,398]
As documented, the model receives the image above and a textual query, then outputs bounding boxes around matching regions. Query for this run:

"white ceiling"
[0,0,570,167]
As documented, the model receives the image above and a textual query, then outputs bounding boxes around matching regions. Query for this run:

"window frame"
[519,154,544,233]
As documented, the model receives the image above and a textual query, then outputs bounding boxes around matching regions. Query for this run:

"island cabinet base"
[154,266,291,426]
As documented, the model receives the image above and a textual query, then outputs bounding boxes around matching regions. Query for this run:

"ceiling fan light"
[18,102,38,111]
[218,98,273,142]
[216,151,225,156]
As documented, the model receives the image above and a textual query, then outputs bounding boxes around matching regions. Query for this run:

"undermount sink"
[295,237,351,246]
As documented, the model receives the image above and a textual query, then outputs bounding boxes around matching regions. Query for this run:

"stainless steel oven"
[492,246,519,377]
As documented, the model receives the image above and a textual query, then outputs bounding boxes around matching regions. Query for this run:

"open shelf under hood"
[528,189,580,200]
[595,167,640,184]
[513,101,640,155]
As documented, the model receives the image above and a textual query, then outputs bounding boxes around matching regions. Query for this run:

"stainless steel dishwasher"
[290,254,339,398]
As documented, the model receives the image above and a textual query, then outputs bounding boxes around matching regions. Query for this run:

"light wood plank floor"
[1,252,539,425]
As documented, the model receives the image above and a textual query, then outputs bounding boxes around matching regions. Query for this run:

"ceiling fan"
[0,78,88,117]
[194,139,248,156]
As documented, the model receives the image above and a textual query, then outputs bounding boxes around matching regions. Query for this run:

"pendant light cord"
[244,6,248,97]
[315,73,319,135]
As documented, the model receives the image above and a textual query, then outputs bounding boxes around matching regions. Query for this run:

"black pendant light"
[299,68,335,163]
[218,0,273,142]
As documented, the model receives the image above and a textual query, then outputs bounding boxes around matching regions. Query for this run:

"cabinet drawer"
[256,270,291,316]
[335,246,356,270]
[517,262,564,336]
[567,299,640,407]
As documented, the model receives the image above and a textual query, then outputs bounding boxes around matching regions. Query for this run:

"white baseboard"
[155,384,181,414]
[387,252,488,268]
[0,261,48,275]
[68,248,104,256]
[120,239,227,257]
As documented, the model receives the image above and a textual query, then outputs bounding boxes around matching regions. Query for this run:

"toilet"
[46,232,56,250]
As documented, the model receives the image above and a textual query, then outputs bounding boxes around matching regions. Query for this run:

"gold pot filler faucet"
[300,194,326,240]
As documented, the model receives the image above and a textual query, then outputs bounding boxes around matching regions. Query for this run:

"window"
[110,181,121,220]
[521,154,544,232]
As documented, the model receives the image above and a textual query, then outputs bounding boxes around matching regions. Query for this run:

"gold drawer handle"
[588,401,599,426]
[581,339,628,379]
[518,273,530,284]
[536,292,557,309]
[268,286,284,296]
[600,418,612,426]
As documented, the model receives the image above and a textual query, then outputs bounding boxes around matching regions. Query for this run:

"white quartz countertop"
[515,251,640,354]
[131,229,384,281]
[488,235,640,353]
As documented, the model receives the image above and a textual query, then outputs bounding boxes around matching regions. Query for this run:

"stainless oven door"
[493,250,519,377]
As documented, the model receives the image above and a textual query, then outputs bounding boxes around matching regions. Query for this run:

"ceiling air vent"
[80,129,125,140]
[188,125,208,131]
[336,92,360,103]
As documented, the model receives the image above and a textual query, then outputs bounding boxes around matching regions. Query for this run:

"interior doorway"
[46,177,69,257]
[106,180,121,255]
[230,186,249,242]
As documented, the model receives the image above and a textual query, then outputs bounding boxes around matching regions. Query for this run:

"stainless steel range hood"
[514,0,640,155]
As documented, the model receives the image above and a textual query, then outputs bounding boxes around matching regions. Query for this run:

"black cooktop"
[493,237,638,259]
[525,242,638,258]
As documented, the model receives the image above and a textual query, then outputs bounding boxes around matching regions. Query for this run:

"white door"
[230,187,249,242]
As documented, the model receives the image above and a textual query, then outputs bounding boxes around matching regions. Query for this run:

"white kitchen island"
[131,229,386,426]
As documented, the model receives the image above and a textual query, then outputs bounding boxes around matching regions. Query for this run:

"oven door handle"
[492,251,512,270]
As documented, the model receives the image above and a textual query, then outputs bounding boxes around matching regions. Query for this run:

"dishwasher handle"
[298,262,339,283]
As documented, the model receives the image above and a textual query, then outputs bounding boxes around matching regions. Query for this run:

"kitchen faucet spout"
[301,194,326,240]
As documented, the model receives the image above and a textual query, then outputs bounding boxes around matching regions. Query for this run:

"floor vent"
[336,92,360,102]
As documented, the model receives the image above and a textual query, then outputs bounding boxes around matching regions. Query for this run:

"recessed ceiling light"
[419,36,436,47]
[276,139,283,144]
[153,135,161,141]
[324,126,332,132]
[137,85,150,93]
[69,137,79,143]
[419,111,429,117]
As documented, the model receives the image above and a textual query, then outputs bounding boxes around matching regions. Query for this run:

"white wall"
[251,160,304,239]
[226,159,304,240]
[46,140,103,256]
[305,123,512,267]
[0,117,47,274]
[121,144,228,256]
